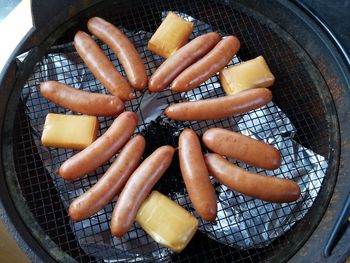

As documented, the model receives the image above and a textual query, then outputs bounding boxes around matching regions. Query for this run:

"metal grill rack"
[10,0,336,262]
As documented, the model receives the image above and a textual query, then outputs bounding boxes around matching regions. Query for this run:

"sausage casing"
[149,32,221,92]
[164,88,272,121]
[88,17,147,90]
[205,153,301,203]
[68,135,146,221]
[179,129,217,221]
[74,31,134,101]
[110,145,175,237]
[58,111,138,180]
[40,81,124,116]
[203,128,281,170]
[171,36,240,92]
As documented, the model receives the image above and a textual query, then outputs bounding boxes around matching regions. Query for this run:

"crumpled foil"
[20,11,327,262]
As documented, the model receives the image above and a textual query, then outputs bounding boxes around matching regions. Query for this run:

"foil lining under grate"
[13,1,331,262]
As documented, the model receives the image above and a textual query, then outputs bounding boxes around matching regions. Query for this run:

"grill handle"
[323,192,350,257]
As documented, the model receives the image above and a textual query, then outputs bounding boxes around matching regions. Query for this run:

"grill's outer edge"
[0,0,348,262]
[0,1,103,262]
[223,0,341,261]
[0,38,77,263]
[237,0,349,262]
[281,1,350,262]
[293,0,350,68]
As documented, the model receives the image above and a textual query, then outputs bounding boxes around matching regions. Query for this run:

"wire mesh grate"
[11,0,332,262]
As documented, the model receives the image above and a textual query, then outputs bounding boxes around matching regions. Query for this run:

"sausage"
[110,145,175,237]
[40,81,124,117]
[74,31,134,101]
[164,88,272,121]
[149,32,221,92]
[58,111,138,180]
[170,36,240,92]
[88,17,147,90]
[204,153,301,203]
[68,135,146,221]
[179,129,217,221]
[202,128,281,170]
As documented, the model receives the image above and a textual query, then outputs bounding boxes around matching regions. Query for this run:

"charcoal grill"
[0,0,349,262]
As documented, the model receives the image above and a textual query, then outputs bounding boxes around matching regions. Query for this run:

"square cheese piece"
[148,12,194,58]
[220,56,275,95]
[136,191,198,253]
[41,113,99,150]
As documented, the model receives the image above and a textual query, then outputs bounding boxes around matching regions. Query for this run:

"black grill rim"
[0,0,348,262]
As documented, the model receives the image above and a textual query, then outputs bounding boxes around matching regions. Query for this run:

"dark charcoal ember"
[155,153,185,197]
[140,116,188,196]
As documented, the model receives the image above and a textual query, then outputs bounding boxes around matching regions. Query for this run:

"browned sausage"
[58,111,138,180]
[74,31,134,101]
[110,145,175,237]
[204,153,301,203]
[148,32,221,92]
[170,36,240,92]
[40,81,124,117]
[88,17,147,90]
[68,135,146,221]
[203,128,281,170]
[164,88,272,121]
[179,129,217,221]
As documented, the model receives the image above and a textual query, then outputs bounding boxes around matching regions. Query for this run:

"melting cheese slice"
[136,191,198,253]
[148,12,194,58]
[220,56,275,95]
[41,113,99,150]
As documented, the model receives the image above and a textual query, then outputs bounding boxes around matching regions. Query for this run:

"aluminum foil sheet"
[20,11,328,262]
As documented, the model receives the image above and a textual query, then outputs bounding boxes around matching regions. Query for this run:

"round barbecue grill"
[0,0,349,262]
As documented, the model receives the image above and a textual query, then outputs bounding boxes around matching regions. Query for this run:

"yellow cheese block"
[148,12,194,58]
[136,191,198,253]
[41,113,99,150]
[219,56,275,95]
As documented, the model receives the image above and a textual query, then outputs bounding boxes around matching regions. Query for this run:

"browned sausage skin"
[110,145,175,238]
[88,17,147,90]
[58,111,138,180]
[204,153,301,203]
[203,128,281,170]
[74,31,135,101]
[149,32,222,92]
[179,129,217,222]
[164,88,272,121]
[68,135,146,221]
[170,36,240,92]
[40,81,124,117]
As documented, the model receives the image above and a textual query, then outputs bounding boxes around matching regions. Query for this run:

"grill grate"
[12,0,332,262]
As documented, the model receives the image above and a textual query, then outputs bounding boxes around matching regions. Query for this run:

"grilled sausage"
[110,145,175,237]
[170,36,240,92]
[58,111,138,180]
[40,81,124,116]
[203,128,281,170]
[74,31,134,101]
[149,32,221,92]
[179,129,217,221]
[204,153,301,203]
[164,88,272,121]
[88,17,147,90]
[68,135,146,221]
